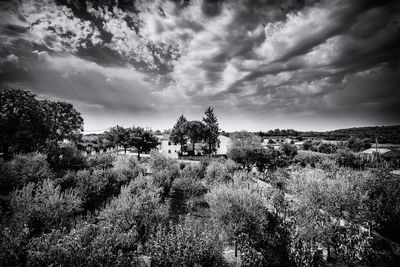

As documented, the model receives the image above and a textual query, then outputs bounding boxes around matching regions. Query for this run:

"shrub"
[0,228,29,267]
[149,150,177,173]
[27,223,140,266]
[10,179,81,236]
[206,181,267,243]
[146,218,225,267]
[98,177,166,242]
[46,142,86,170]
[74,169,129,213]
[205,159,233,183]
[87,153,116,169]
[0,152,54,194]
[112,155,146,180]
[292,151,326,168]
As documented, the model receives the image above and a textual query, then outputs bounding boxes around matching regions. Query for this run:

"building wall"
[158,139,180,158]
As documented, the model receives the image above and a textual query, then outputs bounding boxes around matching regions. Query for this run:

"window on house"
[168,150,171,153]
[168,141,171,145]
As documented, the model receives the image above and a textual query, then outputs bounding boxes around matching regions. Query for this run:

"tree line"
[170,107,220,156]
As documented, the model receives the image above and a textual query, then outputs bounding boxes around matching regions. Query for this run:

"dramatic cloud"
[1,0,399,131]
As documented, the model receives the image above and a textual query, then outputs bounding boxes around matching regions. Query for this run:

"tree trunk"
[124,147,127,154]
[137,151,141,160]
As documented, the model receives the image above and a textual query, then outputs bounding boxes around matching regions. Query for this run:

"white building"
[156,134,232,158]
[156,134,180,158]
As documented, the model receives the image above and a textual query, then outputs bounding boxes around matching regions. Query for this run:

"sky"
[0,0,399,133]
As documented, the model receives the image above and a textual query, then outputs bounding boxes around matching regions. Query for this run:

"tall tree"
[0,89,83,159]
[105,125,129,153]
[130,127,159,160]
[203,107,220,155]
[181,121,206,156]
[170,114,187,154]
[41,100,84,143]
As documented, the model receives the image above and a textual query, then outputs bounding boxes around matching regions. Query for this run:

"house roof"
[361,148,391,155]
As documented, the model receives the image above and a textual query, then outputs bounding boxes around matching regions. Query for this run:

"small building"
[217,135,232,156]
[156,134,180,158]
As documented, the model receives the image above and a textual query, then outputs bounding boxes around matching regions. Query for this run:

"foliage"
[9,179,81,236]
[149,150,178,173]
[181,120,207,155]
[129,127,159,159]
[98,177,166,243]
[170,114,188,154]
[203,107,220,155]
[280,142,298,159]
[0,89,48,159]
[347,136,371,152]
[335,148,369,169]
[206,180,268,242]
[0,152,54,195]
[40,99,83,143]
[0,89,83,159]
[46,142,86,170]
[0,227,29,267]
[27,223,140,266]
[146,218,225,267]
[88,153,116,169]
[205,159,234,183]
[292,150,327,168]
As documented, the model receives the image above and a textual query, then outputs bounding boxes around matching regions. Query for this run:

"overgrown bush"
[0,152,54,194]
[27,223,140,266]
[205,159,233,183]
[88,153,116,169]
[112,155,146,180]
[146,218,225,267]
[9,179,81,236]
[98,176,167,242]
[74,169,129,213]
[149,150,177,173]
[292,150,327,168]
[46,142,86,170]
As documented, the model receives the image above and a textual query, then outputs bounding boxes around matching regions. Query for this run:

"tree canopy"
[0,89,83,159]
[203,107,220,155]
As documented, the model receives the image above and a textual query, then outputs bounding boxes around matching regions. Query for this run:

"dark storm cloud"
[1,0,400,130]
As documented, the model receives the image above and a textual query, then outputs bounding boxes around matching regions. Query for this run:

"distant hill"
[254,125,400,144]
[306,125,400,143]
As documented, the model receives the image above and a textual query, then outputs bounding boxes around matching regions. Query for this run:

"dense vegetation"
[257,125,400,144]
[1,88,400,266]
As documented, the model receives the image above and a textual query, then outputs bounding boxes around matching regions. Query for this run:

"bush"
[9,179,81,236]
[206,181,267,242]
[149,150,177,173]
[112,155,146,180]
[46,142,86,170]
[146,218,225,267]
[0,152,54,194]
[88,153,116,169]
[98,177,167,242]
[27,223,140,266]
[292,151,326,168]
[0,228,29,267]
[205,159,233,183]
[74,169,129,213]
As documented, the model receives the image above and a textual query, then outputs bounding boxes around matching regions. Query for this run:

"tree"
[130,127,159,160]
[170,114,187,154]
[0,89,48,159]
[0,89,83,160]
[203,107,220,155]
[104,125,130,153]
[40,100,83,143]
[181,121,206,156]
[227,131,263,170]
